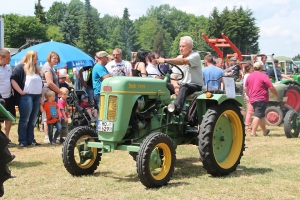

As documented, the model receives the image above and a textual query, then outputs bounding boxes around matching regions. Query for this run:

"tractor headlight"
[167,103,175,113]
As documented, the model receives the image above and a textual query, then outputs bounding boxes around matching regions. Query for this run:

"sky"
[1,0,300,58]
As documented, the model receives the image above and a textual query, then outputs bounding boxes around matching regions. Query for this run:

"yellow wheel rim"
[75,135,97,169]
[213,110,243,169]
[150,143,172,180]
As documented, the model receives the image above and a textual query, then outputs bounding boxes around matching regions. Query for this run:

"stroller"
[68,90,97,131]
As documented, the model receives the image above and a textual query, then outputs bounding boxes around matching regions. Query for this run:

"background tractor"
[62,62,246,188]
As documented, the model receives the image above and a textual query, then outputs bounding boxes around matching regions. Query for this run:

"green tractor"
[278,59,300,112]
[62,63,246,188]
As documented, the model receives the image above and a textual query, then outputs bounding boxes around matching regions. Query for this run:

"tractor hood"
[100,76,170,97]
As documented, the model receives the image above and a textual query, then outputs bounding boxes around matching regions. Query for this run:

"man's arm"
[101,74,112,80]
[158,57,190,66]
[269,86,280,101]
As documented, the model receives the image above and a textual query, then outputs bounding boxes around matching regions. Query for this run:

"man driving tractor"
[157,36,203,114]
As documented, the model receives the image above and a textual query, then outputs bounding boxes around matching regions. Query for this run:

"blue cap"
[81,94,88,100]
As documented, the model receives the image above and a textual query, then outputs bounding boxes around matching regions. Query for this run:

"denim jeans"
[74,78,82,90]
[18,94,41,145]
[173,83,202,112]
[86,85,95,105]
[48,121,62,143]
[94,94,100,111]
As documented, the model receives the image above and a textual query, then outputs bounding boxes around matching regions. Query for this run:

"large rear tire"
[285,83,300,112]
[199,102,245,176]
[265,106,284,126]
[136,133,176,188]
[62,126,101,175]
[284,110,300,138]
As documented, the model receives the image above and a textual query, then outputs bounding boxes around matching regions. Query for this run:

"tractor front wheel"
[199,102,245,176]
[62,126,101,175]
[265,106,284,126]
[136,133,176,188]
[284,110,300,138]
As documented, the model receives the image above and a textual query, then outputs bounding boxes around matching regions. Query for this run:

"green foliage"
[77,0,99,57]
[60,0,84,45]
[205,6,260,58]
[46,25,63,42]
[292,54,300,61]
[4,14,47,48]
[46,1,67,26]
[4,2,260,61]
[34,0,46,24]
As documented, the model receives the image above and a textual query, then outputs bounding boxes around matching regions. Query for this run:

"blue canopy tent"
[10,41,94,69]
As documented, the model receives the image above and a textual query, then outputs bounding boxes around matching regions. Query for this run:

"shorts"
[251,101,267,119]
[3,95,16,118]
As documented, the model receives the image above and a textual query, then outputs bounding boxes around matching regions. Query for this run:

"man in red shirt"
[244,62,280,137]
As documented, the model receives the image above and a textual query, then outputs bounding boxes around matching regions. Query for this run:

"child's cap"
[81,94,89,100]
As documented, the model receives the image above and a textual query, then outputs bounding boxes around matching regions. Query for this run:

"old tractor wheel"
[285,83,300,112]
[265,106,284,126]
[284,110,300,138]
[199,103,245,176]
[136,133,176,188]
[62,126,101,176]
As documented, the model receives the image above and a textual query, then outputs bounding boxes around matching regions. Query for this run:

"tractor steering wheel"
[158,62,184,81]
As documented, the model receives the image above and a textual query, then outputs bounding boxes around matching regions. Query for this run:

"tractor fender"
[195,93,245,123]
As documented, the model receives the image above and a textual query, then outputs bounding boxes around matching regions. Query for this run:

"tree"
[4,14,47,48]
[77,0,99,56]
[46,1,68,26]
[119,8,135,60]
[46,25,63,42]
[34,0,46,24]
[292,54,300,61]
[60,0,84,45]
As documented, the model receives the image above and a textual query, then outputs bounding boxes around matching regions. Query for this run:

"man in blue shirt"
[202,55,225,90]
[92,51,112,110]
[267,59,294,82]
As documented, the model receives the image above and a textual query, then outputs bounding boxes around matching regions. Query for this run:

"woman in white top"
[11,50,43,147]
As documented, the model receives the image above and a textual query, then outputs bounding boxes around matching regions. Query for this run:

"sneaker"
[44,136,50,144]
[53,138,58,145]
[7,141,16,147]
[59,138,65,144]
[30,141,41,146]
[19,143,28,147]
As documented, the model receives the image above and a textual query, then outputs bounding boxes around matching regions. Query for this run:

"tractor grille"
[99,95,105,120]
[107,96,117,121]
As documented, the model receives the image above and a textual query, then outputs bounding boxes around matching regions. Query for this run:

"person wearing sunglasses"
[105,48,132,76]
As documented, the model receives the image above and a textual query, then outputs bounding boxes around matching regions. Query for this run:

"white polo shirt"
[0,64,12,98]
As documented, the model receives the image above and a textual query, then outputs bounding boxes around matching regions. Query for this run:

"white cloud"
[1,0,300,57]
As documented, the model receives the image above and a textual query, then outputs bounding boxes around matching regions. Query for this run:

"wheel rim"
[289,112,299,137]
[75,135,97,169]
[266,110,281,125]
[286,88,300,111]
[150,143,172,180]
[213,110,243,169]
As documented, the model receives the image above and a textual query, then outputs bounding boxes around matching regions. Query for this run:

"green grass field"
[3,119,300,200]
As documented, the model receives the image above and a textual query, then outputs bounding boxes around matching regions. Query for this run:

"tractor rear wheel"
[285,83,300,112]
[136,133,176,188]
[284,110,300,138]
[62,126,101,175]
[265,106,284,126]
[199,102,245,176]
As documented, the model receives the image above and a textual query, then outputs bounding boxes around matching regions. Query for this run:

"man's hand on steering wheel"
[156,58,165,64]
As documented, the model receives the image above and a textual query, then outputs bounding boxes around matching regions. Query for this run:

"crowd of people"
[0,35,287,147]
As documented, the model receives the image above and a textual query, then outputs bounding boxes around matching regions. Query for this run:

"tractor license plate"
[98,121,114,132]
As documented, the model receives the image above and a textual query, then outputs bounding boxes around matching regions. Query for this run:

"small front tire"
[136,133,176,188]
[62,126,101,175]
